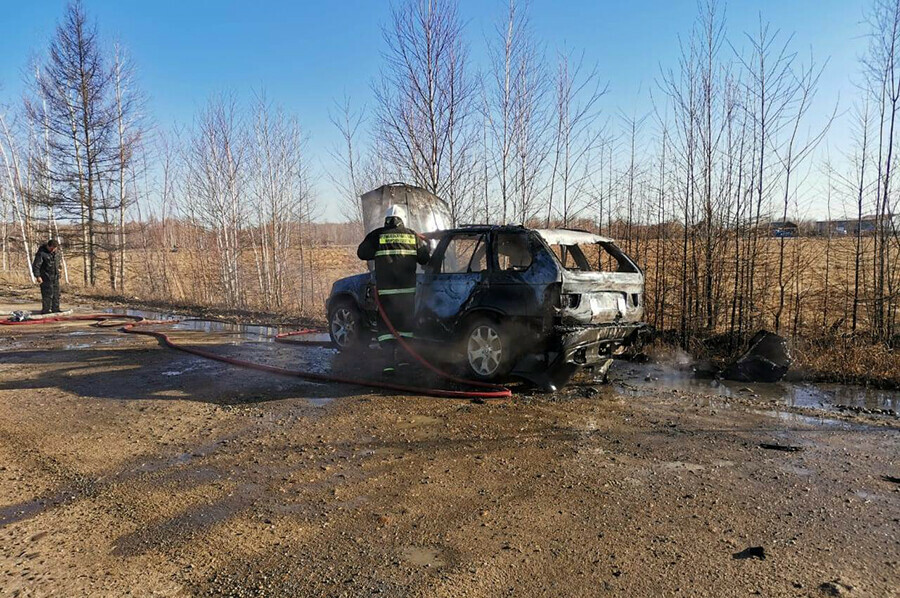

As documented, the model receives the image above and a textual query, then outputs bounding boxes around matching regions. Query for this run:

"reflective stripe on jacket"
[357,223,430,293]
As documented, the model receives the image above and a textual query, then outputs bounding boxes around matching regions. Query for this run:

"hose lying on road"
[372,288,511,394]
[1,312,513,399]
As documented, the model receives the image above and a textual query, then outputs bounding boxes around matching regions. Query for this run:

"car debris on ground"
[722,330,792,383]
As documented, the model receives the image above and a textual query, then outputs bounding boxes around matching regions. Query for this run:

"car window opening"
[496,233,533,271]
[549,242,637,273]
[441,234,488,274]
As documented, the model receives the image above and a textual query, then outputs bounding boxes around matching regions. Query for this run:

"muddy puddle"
[612,361,900,415]
[108,308,285,341]
[24,305,900,417]
[100,307,331,343]
[1,306,385,389]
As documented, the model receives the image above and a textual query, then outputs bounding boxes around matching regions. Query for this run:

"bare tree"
[27,64,70,284]
[30,1,118,286]
[660,8,702,344]
[0,108,35,280]
[486,0,548,224]
[250,92,312,309]
[329,95,368,226]
[374,0,477,224]
[772,53,830,333]
[545,51,606,226]
[110,42,145,292]
[863,0,900,339]
[736,17,803,332]
[182,94,247,307]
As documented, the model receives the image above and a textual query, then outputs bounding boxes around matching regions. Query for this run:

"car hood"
[361,184,452,235]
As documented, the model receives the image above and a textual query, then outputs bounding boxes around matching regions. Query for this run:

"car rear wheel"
[329,300,363,351]
[464,318,512,380]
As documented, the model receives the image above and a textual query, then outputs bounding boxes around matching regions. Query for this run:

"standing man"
[357,205,430,374]
[32,239,61,314]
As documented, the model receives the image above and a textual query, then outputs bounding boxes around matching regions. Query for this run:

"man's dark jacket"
[32,244,59,283]
[357,222,430,294]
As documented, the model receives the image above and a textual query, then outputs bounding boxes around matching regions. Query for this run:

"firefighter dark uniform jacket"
[357,222,430,341]
[357,222,430,295]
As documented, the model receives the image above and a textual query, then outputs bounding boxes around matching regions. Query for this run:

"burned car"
[326,185,646,390]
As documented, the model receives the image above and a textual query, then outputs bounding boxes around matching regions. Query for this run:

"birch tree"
[183,94,247,307]
[374,0,477,224]
[250,93,311,309]
[30,1,118,286]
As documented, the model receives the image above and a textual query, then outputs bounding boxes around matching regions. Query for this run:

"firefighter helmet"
[384,204,407,224]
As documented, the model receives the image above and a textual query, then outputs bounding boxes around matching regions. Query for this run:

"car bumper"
[557,322,647,365]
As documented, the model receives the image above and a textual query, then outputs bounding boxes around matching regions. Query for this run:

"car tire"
[463,316,513,381]
[328,299,364,351]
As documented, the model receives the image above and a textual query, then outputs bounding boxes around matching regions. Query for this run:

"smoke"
[645,340,695,368]
[672,348,693,367]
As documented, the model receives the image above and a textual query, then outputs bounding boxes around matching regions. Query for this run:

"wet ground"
[615,362,900,415]
[1,295,898,597]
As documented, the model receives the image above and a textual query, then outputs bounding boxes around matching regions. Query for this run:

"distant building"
[769,221,799,238]
[814,214,896,236]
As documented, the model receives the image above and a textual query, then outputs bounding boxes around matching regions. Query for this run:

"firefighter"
[357,205,430,374]
[31,239,62,315]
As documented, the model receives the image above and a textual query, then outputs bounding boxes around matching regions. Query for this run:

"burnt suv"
[326,224,646,390]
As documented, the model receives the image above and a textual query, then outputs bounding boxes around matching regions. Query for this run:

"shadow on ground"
[0,327,388,404]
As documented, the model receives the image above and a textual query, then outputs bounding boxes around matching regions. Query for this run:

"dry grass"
[4,235,898,386]
[632,235,899,338]
[792,337,900,389]
[4,245,367,321]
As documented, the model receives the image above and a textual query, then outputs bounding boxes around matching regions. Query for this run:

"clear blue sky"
[0,0,871,220]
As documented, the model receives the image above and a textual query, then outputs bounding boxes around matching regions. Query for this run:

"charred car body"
[327,184,646,390]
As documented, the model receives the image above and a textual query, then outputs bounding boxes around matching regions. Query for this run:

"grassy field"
[3,236,899,386]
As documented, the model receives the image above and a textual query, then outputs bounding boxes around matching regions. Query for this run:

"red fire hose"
[371,288,511,393]
[1,309,512,399]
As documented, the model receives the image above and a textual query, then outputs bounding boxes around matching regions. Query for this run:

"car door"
[415,231,490,338]
[486,230,557,319]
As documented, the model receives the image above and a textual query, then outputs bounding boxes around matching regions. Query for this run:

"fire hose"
[1,297,513,400]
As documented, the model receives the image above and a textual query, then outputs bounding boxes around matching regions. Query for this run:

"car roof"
[423,225,615,244]
[533,229,615,245]
[423,224,526,238]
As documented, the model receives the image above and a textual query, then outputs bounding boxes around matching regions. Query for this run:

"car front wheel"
[329,300,363,351]
[464,318,512,380]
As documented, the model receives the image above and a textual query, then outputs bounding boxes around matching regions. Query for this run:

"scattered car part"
[759,443,803,452]
[722,330,792,383]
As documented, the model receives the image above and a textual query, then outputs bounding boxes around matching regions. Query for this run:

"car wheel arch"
[456,307,508,334]
[328,292,362,313]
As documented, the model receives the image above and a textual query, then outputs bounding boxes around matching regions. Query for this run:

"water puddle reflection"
[613,362,900,415]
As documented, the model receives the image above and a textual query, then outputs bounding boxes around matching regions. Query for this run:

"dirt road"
[1,295,898,597]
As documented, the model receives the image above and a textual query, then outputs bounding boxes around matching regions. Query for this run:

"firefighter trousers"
[376,292,415,347]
